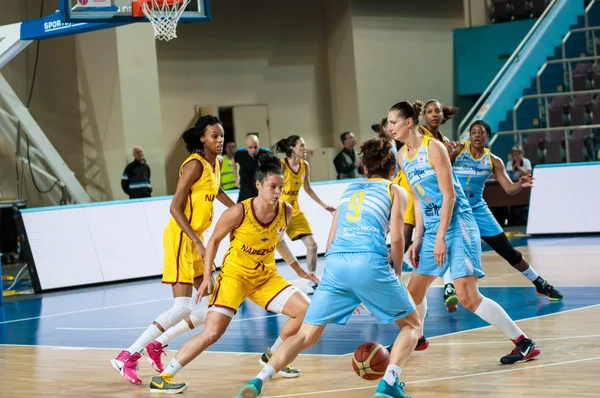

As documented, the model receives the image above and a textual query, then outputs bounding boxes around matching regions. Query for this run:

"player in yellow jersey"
[148,152,320,394]
[111,116,236,386]
[274,135,335,295]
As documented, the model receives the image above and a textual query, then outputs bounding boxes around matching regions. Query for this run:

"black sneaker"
[500,337,542,365]
[258,348,300,378]
[533,278,563,301]
[444,283,459,312]
[149,375,188,394]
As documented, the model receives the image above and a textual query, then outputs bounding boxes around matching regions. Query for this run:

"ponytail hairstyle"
[424,99,460,125]
[180,115,222,153]
[274,135,301,157]
[389,100,424,125]
[470,120,493,138]
[360,136,396,179]
[255,151,284,183]
[377,117,389,139]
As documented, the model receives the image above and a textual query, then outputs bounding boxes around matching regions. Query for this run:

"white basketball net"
[140,0,192,41]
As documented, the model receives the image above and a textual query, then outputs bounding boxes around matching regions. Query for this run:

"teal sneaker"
[236,378,263,398]
[373,379,412,398]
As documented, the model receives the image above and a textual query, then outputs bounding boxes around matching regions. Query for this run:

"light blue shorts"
[304,252,416,326]
[415,211,485,280]
[471,203,504,237]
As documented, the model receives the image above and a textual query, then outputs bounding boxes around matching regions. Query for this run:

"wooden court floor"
[1,236,600,397]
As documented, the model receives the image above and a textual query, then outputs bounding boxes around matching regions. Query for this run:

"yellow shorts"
[286,209,313,240]
[395,172,415,226]
[209,266,291,314]
[162,224,211,285]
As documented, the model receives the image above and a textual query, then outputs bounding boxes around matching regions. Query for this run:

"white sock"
[443,269,453,285]
[383,364,402,387]
[269,336,284,353]
[127,297,192,354]
[127,324,163,354]
[161,358,183,377]
[156,299,208,346]
[474,297,524,341]
[521,266,539,282]
[256,365,276,384]
[416,298,428,336]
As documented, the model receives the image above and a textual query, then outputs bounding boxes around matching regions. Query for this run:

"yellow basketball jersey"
[222,198,287,277]
[281,158,305,213]
[167,153,221,233]
[420,125,449,143]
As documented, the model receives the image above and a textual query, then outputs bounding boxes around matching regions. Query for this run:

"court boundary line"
[0,343,341,357]
[262,355,600,397]
[336,302,600,356]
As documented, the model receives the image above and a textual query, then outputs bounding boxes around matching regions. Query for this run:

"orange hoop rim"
[132,0,187,18]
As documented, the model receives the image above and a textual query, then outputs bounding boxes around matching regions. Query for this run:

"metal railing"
[561,26,600,86]
[488,124,600,163]
[584,0,599,54]
[536,55,600,108]
[457,0,558,137]
[514,88,600,130]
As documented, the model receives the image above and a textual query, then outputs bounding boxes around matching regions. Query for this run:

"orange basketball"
[351,342,390,380]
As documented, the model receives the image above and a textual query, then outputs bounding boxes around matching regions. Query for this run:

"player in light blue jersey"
[448,120,562,300]
[388,100,541,366]
[236,137,420,398]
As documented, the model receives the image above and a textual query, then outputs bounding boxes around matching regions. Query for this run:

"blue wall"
[454,20,535,96]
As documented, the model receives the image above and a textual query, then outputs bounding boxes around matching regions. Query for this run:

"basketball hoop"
[133,0,192,41]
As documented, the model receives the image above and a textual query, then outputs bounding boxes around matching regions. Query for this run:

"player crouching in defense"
[236,136,420,398]
[148,152,319,394]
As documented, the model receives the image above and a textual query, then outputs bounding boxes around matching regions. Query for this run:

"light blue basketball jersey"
[453,142,494,209]
[400,136,471,228]
[327,178,392,258]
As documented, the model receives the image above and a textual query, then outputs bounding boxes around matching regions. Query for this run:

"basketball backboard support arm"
[20,12,133,41]
[0,73,91,204]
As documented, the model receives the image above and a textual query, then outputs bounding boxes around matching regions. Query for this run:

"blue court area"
[1,236,600,355]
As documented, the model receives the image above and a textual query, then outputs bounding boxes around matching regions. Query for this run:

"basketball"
[351,342,390,380]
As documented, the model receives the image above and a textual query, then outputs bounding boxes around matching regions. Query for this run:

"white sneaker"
[306,282,318,295]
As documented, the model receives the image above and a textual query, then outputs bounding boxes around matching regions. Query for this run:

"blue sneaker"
[373,379,412,398]
[401,262,413,273]
[236,378,263,398]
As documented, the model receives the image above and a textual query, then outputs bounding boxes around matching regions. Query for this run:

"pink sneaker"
[111,350,142,385]
[145,341,167,373]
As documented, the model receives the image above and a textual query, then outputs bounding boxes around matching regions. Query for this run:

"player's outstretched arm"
[303,161,336,215]
[491,153,533,195]
[278,202,319,284]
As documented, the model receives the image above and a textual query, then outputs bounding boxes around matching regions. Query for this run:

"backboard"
[60,0,210,23]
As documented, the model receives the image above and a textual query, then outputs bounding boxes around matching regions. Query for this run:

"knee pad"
[189,296,210,327]
[155,297,192,329]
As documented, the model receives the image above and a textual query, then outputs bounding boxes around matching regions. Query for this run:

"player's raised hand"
[518,174,534,188]
[324,204,336,216]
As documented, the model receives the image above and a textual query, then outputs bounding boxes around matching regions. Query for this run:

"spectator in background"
[233,134,270,203]
[506,146,532,180]
[333,131,362,179]
[121,146,152,199]
[220,141,237,190]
